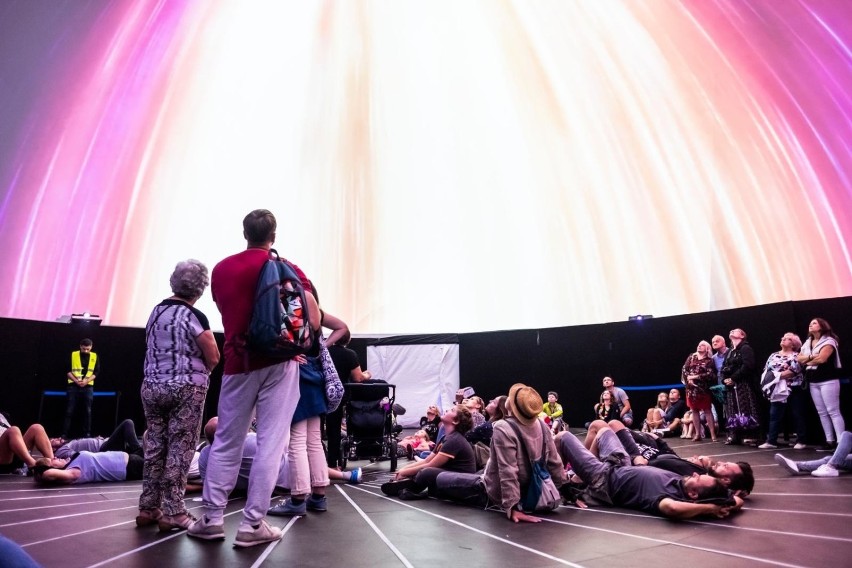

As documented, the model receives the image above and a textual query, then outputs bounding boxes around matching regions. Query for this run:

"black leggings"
[99,419,143,457]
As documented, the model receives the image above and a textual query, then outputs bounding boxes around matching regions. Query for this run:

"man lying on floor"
[583,419,754,496]
[557,423,744,519]
[50,418,143,460]
[32,451,142,484]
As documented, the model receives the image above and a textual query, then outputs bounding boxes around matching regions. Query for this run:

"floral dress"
[681,353,716,411]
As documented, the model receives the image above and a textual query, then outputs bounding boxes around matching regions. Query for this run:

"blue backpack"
[244,249,315,360]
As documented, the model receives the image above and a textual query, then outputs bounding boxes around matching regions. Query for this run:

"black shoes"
[381,479,416,497]
[399,489,428,501]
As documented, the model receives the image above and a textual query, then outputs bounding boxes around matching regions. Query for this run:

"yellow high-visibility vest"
[69,351,97,385]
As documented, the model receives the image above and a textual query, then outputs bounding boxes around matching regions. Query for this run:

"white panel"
[367,344,460,427]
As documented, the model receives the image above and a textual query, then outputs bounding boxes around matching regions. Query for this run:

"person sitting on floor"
[51,418,143,459]
[583,419,754,496]
[398,430,433,459]
[463,396,487,429]
[541,391,566,434]
[382,404,476,499]
[419,405,441,441]
[390,383,567,523]
[33,450,143,484]
[465,395,508,448]
[663,388,688,436]
[558,423,743,519]
[642,392,670,433]
[591,390,621,425]
[0,413,56,475]
[775,430,852,478]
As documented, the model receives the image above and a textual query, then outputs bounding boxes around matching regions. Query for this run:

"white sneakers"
[758,442,778,449]
[793,443,807,450]
[811,464,839,478]
[774,454,801,475]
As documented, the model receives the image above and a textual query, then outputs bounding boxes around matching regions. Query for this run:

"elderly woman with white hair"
[137,259,220,531]
[682,340,718,442]
[758,332,805,449]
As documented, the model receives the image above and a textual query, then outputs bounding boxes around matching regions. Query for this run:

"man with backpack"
[188,209,319,548]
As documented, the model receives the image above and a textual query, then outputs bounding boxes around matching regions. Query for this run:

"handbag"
[506,420,561,513]
[317,335,344,413]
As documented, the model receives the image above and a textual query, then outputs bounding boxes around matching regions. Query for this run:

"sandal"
[691,436,701,442]
[158,513,196,532]
[135,508,163,527]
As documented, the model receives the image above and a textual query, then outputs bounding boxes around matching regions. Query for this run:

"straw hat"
[506,383,543,425]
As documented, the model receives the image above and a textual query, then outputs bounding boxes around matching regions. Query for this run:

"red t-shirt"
[211,247,311,375]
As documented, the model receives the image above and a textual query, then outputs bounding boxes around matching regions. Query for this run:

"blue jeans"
[62,384,93,438]
[766,387,808,445]
[557,430,627,504]
[797,431,852,472]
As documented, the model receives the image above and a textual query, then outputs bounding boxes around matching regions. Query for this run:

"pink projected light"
[0,0,849,334]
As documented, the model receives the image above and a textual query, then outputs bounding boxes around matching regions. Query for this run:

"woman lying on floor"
[32,451,142,484]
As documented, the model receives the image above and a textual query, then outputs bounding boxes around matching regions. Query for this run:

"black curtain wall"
[1,296,850,443]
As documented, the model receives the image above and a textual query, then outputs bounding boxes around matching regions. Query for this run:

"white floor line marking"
[540,516,805,568]
[743,506,852,517]
[83,508,246,567]
[21,500,241,548]
[0,496,138,513]
[249,516,300,568]
[0,504,138,527]
[345,486,584,568]
[562,505,852,543]
[0,484,140,493]
[0,489,140,501]
[0,483,142,495]
[335,485,415,568]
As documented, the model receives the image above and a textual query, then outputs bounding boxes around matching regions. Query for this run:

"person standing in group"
[325,327,371,469]
[721,329,759,445]
[137,260,220,531]
[188,209,319,548]
[711,335,728,386]
[798,318,844,450]
[682,341,717,442]
[62,338,100,439]
[758,333,806,450]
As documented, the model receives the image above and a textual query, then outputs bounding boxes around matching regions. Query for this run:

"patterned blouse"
[763,351,803,387]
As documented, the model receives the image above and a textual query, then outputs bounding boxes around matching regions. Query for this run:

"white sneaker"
[758,442,778,449]
[774,454,802,475]
[234,519,283,548]
[793,443,807,450]
[811,464,839,478]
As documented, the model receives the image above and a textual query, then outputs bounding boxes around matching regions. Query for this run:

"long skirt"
[723,382,760,433]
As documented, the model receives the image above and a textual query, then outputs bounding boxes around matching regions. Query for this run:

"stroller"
[340,381,399,472]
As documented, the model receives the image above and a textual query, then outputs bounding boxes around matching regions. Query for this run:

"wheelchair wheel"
[340,439,349,469]
[390,448,397,472]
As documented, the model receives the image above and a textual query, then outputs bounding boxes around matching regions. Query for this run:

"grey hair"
[784,332,803,352]
[169,259,209,300]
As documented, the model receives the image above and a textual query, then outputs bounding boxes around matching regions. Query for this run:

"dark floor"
[2,436,851,568]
